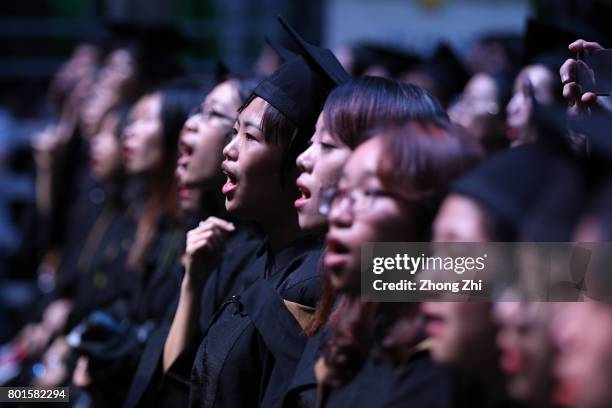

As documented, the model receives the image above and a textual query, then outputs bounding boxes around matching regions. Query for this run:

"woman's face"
[98,48,138,92]
[177,81,240,211]
[81,84,120,139]
[552,302,612,408]
[122,93,163,175]
[448,74,501,144]
[221,97,288,221]
[295,114,352,233]
[506,65,555,147]
[421,301,498,370]
[90,112,122,181]
[494,302,559,406]
[433,194,492,242]
[550,220,612,408]
[423,194,497,369]
[324,137,413,293]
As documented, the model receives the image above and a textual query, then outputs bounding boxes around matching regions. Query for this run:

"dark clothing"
[449,370,526,408]
[283,329,328,408]
[66,200,136,330]
[321,349,452,408]
[78,213,184,408]
[198,229,264,331]
[188,234,323,408]
[128,217,185,324]
[123,228,262,408]
[48,129,91,251]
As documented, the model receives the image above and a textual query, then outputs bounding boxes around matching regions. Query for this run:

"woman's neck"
[260,202,303,250]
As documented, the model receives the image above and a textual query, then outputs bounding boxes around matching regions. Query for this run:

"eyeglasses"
[318,186,435,216]
[190,105,236,126]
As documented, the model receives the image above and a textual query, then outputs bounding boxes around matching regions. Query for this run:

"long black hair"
[126,81,203,271]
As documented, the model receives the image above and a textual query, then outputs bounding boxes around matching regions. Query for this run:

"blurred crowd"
[0,11,611,408]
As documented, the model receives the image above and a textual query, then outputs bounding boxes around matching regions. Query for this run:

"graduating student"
[177,76,265,331]
[422,118,578,408]
[505,19,574,147]
[123,75,263,408]
[433,93,580,243]
[448,70,515,155]
[315,119,481,407]
[8,106,133,388]
[493,174,585,408]
[13,28,185,349]
[69,83,200,407]
[9,42,149,359]
[545,110,612,408]
[284,76,450,407]
[552,180,612,408]
[65,107,134,329]
[436,148,570,241]
[160,16,350,408]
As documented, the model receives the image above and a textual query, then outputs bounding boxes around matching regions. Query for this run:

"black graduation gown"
[53,180,111,301]
[188,234,323,408]
[123,228,262,408]
[449,369,526,408]
[128,216,185,324]
[80,214,185,408]
[283,329,328,407]
[321,345,452,408]
[66,202,136,330]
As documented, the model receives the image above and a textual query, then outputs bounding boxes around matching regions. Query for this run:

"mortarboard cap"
[451,143,572,236]
[251,16,350,138]
[278,16,351,85]
[264,36,298,63]
[214,59,232,84]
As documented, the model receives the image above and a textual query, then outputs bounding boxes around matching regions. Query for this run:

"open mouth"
[499,347,525,375]
[178,184,192,200]
[295,180,312,208]
[550,379,577,408]
[221,162,238,195]
[324,235,351,271]
[506,125,519,141]
[421,307,445,337]
[326,235,350,255]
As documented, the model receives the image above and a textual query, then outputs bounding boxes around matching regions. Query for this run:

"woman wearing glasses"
[314,119,482,407]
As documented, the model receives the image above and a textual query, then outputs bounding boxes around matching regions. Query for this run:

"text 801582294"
[1,387,69,402]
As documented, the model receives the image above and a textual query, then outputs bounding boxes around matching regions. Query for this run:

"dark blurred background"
[0,0,611,392]
[0,0,324,119]
[2,0,612,119]
[0,0,611,269]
